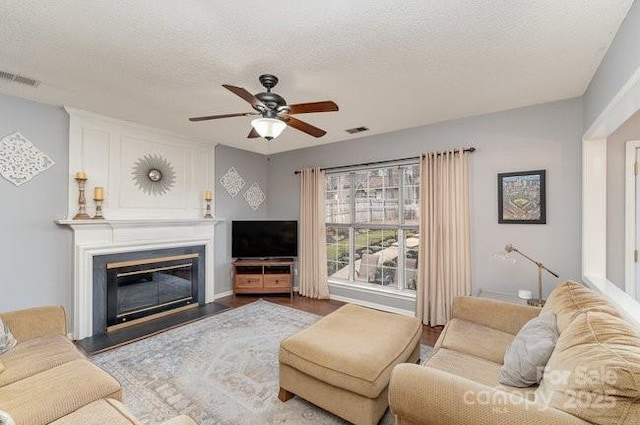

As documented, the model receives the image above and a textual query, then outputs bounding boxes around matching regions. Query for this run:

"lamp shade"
[251,118,286,140]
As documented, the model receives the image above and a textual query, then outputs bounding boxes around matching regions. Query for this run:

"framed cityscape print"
[497,169,546,224]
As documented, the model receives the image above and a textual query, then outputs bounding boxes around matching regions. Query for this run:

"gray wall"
[0,94,71,313]
[214,144,268,294]
[268,98,583,303]
[606,110,640,287]
[583,1,640,131]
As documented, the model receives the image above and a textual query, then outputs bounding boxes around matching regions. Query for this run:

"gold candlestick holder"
[93,199,105,219]
[204,199,213,218]
[72,177,91,220]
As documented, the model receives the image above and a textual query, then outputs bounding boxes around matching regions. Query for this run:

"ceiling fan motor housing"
[255,92,287,111]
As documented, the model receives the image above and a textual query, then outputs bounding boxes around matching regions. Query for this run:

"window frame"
[325,162,419,294]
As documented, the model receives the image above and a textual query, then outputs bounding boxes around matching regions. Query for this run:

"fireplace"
[106,254,199,328]
[90,244,207,336]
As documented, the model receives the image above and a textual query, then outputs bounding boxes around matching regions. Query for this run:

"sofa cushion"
[499,312,558,387]
[0,319,16,355]
[537,311,640,425]
[0,335,85,387]
[49,399,139,425]
[279,303,421,398]
[0,306,66,343]
[425,348,537,400]
[0,359,122,425]
[449,296,542,336]
[0,360,4,375]
[436,318,515,364]
[542,281,620,333]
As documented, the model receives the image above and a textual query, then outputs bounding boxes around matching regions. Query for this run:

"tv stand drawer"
[264,274,291,288]
[235,275,264,288]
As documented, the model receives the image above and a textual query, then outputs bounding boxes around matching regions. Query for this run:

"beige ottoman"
[278,304,422,425]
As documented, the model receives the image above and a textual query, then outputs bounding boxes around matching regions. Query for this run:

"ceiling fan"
[189,74,339,140]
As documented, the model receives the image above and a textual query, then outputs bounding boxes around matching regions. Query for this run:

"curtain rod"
[293,147,475,174]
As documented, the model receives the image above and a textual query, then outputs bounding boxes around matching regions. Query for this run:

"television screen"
[231,220,298,258]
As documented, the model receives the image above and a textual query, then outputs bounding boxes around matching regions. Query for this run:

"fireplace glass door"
[106,255,199,327]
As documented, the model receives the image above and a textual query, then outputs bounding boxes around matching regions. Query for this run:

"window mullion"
[348,227,354,281]
[349,172,356,282]
[397,230,405,290]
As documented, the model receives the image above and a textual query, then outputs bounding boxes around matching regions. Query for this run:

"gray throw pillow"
[498,312,558,387]
[0,318,17,355]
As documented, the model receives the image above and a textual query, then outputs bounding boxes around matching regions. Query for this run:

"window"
[325,163,419,292]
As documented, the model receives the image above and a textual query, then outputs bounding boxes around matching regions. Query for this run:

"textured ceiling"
[0,1,633,154]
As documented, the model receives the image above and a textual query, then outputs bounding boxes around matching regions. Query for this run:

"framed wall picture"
[497,169,546,224]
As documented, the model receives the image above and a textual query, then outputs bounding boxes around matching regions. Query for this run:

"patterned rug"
[93,300,432,425]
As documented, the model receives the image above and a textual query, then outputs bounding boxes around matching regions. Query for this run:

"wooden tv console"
[232,258,294,297]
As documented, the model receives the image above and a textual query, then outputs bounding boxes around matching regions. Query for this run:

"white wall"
[581,0,640,320]
[0,94,71,313]
[65,109,215,220]
[606,110,640,287]
[583,1,640,132]
[268,98,583,301]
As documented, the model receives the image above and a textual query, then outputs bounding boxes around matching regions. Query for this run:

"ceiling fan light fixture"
[251,117,286,140]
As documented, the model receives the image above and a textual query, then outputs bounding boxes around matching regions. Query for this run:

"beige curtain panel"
[298,167,330,299]
[416,149,471,326]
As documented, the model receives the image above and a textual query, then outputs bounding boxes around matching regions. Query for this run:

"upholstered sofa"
[0,306,196,425]
[389,281,640,425]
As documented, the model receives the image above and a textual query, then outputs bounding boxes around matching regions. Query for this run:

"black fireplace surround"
[92,245,206,335]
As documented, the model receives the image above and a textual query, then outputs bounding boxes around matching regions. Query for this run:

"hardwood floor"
[216,293,443,346]
[78,293,443,355]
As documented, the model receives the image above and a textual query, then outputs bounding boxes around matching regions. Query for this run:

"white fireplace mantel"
[56,218,222,339]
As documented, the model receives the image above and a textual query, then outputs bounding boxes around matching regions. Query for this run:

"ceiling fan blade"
[247,128,260,138]
[222,84,265,109]
[283,115,327,138]
[286,101,339,115]
[189,112,257,122]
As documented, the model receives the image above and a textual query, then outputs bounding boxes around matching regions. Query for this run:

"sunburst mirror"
[131,154,176,196]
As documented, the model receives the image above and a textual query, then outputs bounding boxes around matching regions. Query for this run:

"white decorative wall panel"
[0,131,55,186]
[66,108,215,219]
[243,181,266,210]
[219,166,245,197]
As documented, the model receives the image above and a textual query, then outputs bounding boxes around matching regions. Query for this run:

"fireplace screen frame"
[106,254,199,327]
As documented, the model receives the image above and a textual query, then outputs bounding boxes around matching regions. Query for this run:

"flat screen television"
[232,220,298,258]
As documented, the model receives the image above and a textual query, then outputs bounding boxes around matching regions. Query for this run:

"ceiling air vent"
[345,126,369,134]
[0,71,40,87]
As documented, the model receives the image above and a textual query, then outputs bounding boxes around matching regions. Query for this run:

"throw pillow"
[498,312,558,387]
[0,318,16,355]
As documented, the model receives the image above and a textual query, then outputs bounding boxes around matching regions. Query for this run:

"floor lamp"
[500,244,559,306]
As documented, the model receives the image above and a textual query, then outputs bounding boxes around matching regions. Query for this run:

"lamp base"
[527,299,546,307]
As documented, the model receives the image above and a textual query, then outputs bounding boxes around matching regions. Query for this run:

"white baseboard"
[329,294,415,317]
[213,290,234,300]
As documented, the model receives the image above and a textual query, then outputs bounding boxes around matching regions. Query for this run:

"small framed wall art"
[497,169,546,224]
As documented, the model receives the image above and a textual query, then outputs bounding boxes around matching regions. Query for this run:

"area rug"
[93,300,433,425]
